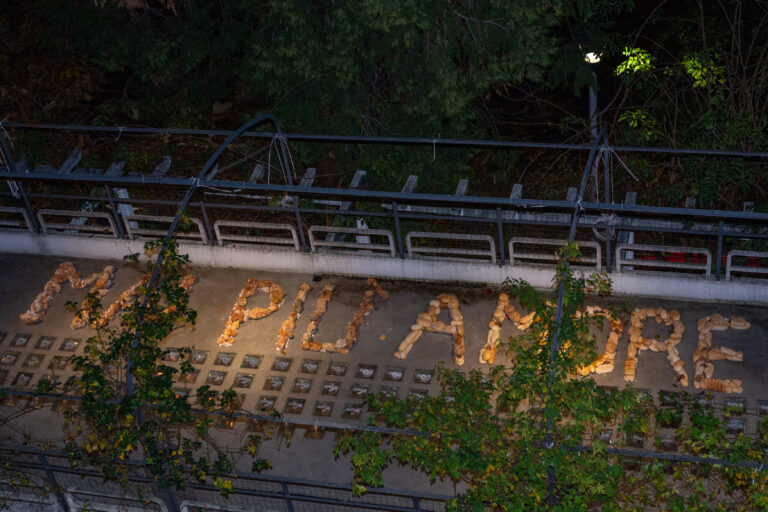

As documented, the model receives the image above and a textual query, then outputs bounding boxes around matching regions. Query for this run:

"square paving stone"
[12,372,33,387]
[320,381,341,396]
[408,388,428,400]
[356,364,377,379]
[726,418,746,435]
[179,368,200,384]
[726,397,746,415]
[343,403,363,420]
[413,369,434,385]
[48,356,69,370]
[292,378,312,394]
[384,366,405,382]
[241,354,263,369]
[23,353,44,369]
[380,385,398,398]
[35,336,56,350]
[256,396,278,412]
[271,357,293,372]
[693,393,714,407]
[327,361,348,376]
[659,390,681,407]
[164,349,182,362]
[658,434,678,451]
[313,401,334,417]
[627,433,645,448]
[349,383,370,399]
[300,359,320,374]
[59,338,80,352]
[215,352,236,367]
[284,398,305,415]
[1,351,20,366]
[264,375,285,391]
[174,388,191,400]
[233,373,254,389]
[11,334,31,348]
[206,371,227,386]
[190,350,208,365]
[597,428,613,443]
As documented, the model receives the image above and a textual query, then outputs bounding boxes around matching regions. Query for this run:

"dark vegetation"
[1,0,767,209]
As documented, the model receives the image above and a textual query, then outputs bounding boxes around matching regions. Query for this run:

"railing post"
[716,220,724,281]
[605,230,612,272]
[496,207,505,265]
[103,184,126,239]
[197,195,215,245]
[392,201,405,258]
[281,480,295,512]
[293,202,308,251]
[39,453,71,512]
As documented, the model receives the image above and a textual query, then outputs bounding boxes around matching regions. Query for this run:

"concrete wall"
[2,231,767,305]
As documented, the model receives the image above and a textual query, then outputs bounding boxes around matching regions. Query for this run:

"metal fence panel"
[214,220,300,250]
[406,232,496,264]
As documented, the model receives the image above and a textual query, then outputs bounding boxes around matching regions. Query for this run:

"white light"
[584,52,601,64]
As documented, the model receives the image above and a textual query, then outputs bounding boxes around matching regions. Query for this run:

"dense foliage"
[338,246,768,510]
[2,1,767,206]
[58,241,268,495]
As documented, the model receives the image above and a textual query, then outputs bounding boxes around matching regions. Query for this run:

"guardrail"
[726,250,768,281]
[615,244,711,277]
[0,446,449,512]
[37,209,118,238]
[406,232,496,263]
[309,226,396,256]
[509,237,602,270]
[214,220,299,250]
[0,206,33,233]
[1,123,768,284]
[124,214,208,244]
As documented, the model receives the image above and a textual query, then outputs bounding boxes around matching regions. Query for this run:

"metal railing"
[1,123,768,284]
[214,220,300,250]
[509,237,602,270]
[0,446,449,512]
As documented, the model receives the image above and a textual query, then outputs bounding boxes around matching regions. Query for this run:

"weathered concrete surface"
[0,252,766,498]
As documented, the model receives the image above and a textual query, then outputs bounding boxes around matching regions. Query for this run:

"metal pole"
[39,453,71,512]
[281,480,296,512]
[496,207,506,265]
[716,220,724,281]
[544,129,606,504]
[392,201,404,258]
[103,184,126,239]
[197,195,215,245]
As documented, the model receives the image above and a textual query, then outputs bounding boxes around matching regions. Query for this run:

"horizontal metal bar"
[214,220,300,250]
[8,122,768,157]
[509,237,601,270]
[726,250,768,281]
[309,226,395,256]
[3,169,768,224]
[0,206,33,233]
[406,231,496,263]
[124,214,208,244]
[615,244,711,276]
[37,209,118,238]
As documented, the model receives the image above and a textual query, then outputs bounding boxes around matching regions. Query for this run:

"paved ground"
[0,252,767,496]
